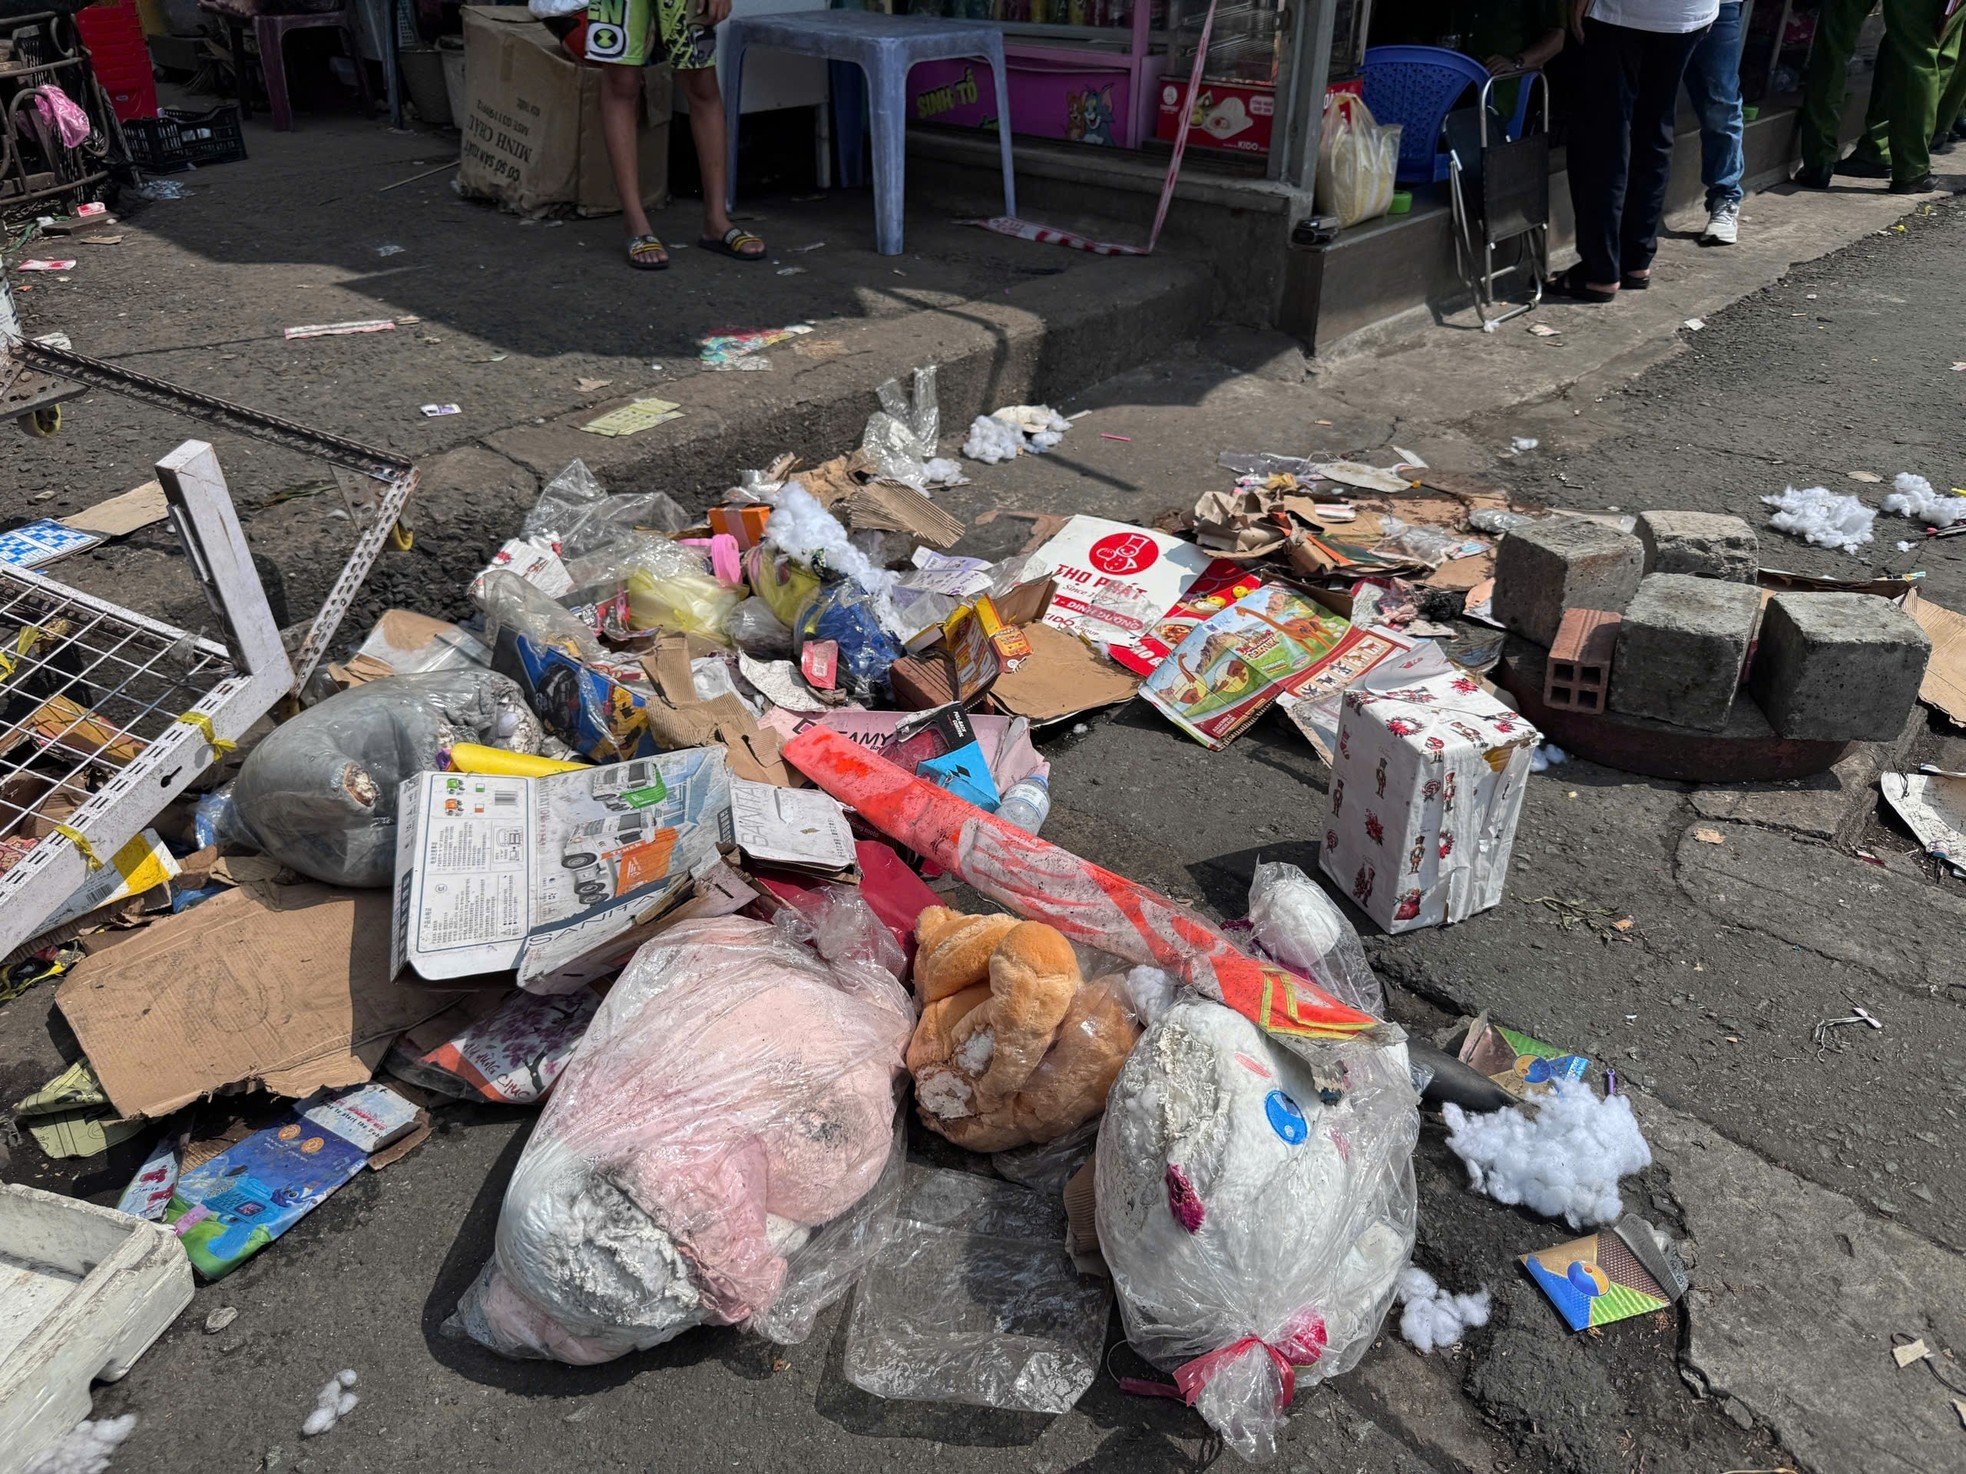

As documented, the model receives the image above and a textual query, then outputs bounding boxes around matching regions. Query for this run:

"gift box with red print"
[1319,662,1539,934]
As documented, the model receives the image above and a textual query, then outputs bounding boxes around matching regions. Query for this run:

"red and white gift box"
[1319,660,1540,934]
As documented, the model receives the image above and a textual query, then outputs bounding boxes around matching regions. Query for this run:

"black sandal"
[1545,265,1617,304]
[628,234,670,271]
[699,225,767,261]
[1621,271,1652,291]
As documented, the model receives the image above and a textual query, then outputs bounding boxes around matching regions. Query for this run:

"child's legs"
[676,65,731,234]
[599,63,654,238]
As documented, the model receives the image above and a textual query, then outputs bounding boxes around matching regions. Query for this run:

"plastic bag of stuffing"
[561,534,741,643]
[522,459,692,559]
[860,366,941,488]
[1247,862,1383,1018]
[1096,995,1419,1462]
[230,670,542,887]
[843,1165,1112,1413]
[451,915,913,1363]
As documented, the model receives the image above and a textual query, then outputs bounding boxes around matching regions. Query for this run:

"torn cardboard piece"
[1880,768,1966,876]
[730,777,856,875]
[641,637,796,784]
[329,609,491,687]
[1902,588,1966,727]
[991,622,1141,724]
[1455,1012,1589,1101]
[59,479,168,539]
[1521,1214,1688,1332]
[57,883,446,1121]
[387,987,599,1104]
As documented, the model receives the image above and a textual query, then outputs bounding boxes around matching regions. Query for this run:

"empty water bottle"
[995,773,1051,834]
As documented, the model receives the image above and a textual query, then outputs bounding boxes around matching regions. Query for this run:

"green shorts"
[577,0,716,70]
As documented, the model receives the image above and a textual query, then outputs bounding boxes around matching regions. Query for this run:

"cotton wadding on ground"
[1881,472,1966,528]
[1441,1078,1650,1229]
[301,1370,359,1438]
[1760,485,1875,554]
[1394,1267,1491,1353]
[24,1416,136,1474]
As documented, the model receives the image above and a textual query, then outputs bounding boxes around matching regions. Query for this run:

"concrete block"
[1609,574,1760,731]
[1636,510,1759,582]
[1545,608,1621,713]
[1493,518,1645,647]
[1749,592,1932,741]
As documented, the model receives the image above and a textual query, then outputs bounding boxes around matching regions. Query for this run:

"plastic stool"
[723,10,1016,256]
[207,4,374,133]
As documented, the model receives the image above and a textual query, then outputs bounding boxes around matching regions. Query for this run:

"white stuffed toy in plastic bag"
[1096,995,1419,1461]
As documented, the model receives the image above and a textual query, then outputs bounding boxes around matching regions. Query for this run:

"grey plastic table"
[722,10,1017,257]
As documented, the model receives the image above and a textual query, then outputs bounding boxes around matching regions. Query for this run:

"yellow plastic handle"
[447,743,591,778]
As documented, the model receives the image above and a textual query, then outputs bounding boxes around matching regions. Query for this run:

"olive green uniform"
[1850,16,1966,165]
[1799,0,1951,186]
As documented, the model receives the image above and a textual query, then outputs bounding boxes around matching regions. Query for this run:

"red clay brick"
[1544,608,1622,713]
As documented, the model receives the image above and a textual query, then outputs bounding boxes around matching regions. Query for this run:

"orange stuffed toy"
[907,906,1140,1152]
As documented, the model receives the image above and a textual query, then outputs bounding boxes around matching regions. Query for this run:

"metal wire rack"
[0,440,293,959]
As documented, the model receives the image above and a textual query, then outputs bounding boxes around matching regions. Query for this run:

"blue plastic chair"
[723,10,1017,257]
[1361,45,1537,186]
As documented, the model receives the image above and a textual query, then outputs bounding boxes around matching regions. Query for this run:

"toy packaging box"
[1319,659,1539,933]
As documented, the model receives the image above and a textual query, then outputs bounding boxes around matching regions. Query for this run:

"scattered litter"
[376,244,405,257]
[1100,432,1133,442]
[699,324,811,368]
[1510,436,1539,452]
[23,1415,137,1474]
[205,1305,239,1334]
[1684,317,1705,331]
[1456,1013,1587,1101]
[962,404,1070,462]
[1692,826,1725,844]
[17,259,76,272]
[581,397,683,437]
[1882,472,1966,528]
[1880,768,1966,876]
[1529,741,1568,772]
[285,319,396,340]
[573,377,612,392]
[420,403,461,418]
[776,266,805,276]
[1899,540,1917,552]
[1894,1337,1931,1369]
[301,1370,360,1437]
[1527,323,1560,337]
[1811,1004,1882,1058]
[1395,1267,1490,1352]
[1761,485,1876,553]
[131,178,189,200]
[1847,470,1883,483]
[1442,1078,1651,1229]
[0,519,104,571]
[793,241,826,252]
[1521,1215,1688,1331]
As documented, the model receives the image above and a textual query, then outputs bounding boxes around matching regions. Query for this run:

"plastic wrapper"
[844,1165,1111,1413]
[725,596,795,657]
[773,885,906,980]
[991,1118,1098,1196]
[1246,862,1383,1018]
[860,366,941,488]
[1466,508,1537,536]
[477,568,607,665]
[522,459,692,559]
[452,915,913,1363]
[560,533,740,642]
[794,581,905,701]
[1315,95,1400,228]
[744,544,824,630]
[229,671,542,887]
[1097,996,1419,1462]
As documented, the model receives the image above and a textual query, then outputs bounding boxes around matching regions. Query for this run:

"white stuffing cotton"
[962,415,1026,464]
[24,1416,137,1474]
[301,1370,360,1438]
[1442,1078,1651,1229]
[1529,742,1568,773]
[1761,485,1875,555]
[1882,472,1966,528]
[1394,1267,1491,1353]
[763,483,896,597]
[962,406,1071,463]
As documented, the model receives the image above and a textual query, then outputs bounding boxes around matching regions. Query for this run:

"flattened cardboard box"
[459,6,671,218]
[56,883,448,1121]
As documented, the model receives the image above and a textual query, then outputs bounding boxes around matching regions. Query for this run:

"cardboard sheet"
[59,480,168,539]
[730,777,856,873]
[991,622,1141,724]
[1026,516,1214,653]
[57,884,443,1121]
[1902,588,1966,726]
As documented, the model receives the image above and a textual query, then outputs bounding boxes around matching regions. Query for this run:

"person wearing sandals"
[545,0,767,270]
[1550,0,1718,303]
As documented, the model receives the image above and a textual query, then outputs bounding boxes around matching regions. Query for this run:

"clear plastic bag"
[1377,515,1485,566]
[522,459,693,560]
[1315,95,1401,228]
[772,884,906,980]
[860,366,941,488]
[1247,862,1383,1018]
[560,533,741,642]
[229,670,542,887]
[476,568,607,665]
[725,596,795,658]
[843,1165,1112,1413]
[1466,508,1537,536]
[1096,996,1419,1462]
[452,916,913,1364]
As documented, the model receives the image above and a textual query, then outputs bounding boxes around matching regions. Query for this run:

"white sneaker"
[1702,200,1741,245]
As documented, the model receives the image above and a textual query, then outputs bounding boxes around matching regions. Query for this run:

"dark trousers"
[1567,17,1710,284]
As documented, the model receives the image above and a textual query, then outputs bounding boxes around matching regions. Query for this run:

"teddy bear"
[905,905,1140,1153]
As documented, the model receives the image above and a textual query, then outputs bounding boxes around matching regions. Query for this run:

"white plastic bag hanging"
[1315,95,1401,228]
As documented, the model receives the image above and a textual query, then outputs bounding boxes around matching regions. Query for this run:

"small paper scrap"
[18,259,76,272]
[1684,318,1706,331]
[1528,323,1561,337]
[420,403,461,418]
[1692,827,1725,845]
[1847,471,1883,483]
[582,397,684,437]
[1893,1338,1930,1368]
[286,319,397,339]
[0,519,105,570]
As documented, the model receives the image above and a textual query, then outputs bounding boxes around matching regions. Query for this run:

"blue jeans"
[1683,0,1747,208]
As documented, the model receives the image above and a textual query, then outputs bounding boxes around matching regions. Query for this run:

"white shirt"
[1588,0,1720,32]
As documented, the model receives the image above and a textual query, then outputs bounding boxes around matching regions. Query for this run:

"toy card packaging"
[1319,661,1540,933]
[1457,1012,1589,1101]
[167,1083,425,1280]
[1522,1214,1689,1332]
[1109,559,1267,679]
